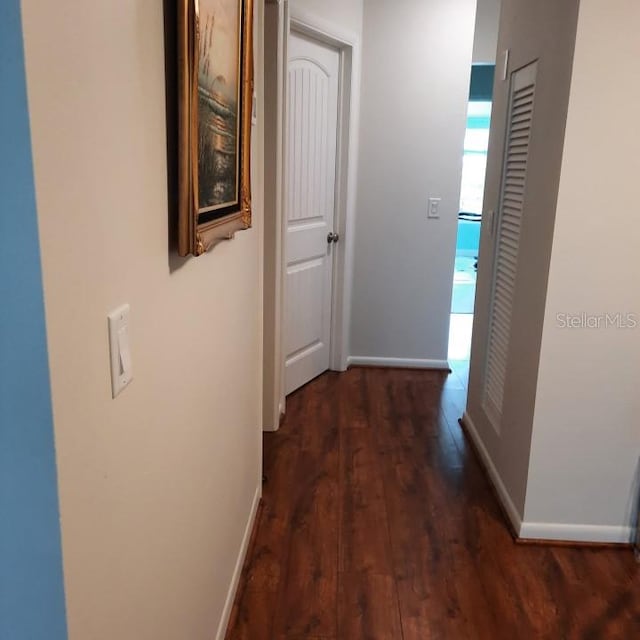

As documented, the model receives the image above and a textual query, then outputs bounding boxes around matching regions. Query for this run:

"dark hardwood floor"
[226,367,639,639]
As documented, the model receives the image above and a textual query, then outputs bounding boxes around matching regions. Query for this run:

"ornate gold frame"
[177,0,254,256]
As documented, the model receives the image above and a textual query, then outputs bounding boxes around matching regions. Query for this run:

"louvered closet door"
[483,61,538,430]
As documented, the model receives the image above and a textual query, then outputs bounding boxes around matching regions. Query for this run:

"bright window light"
[459,101,492,216]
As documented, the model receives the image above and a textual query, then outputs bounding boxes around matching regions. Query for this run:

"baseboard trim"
[518,522,634,545]
[460,412,523,537]
[460,414,634,546]
[216,483,262,640]
[347,356,450,370]
[262,400,286,433]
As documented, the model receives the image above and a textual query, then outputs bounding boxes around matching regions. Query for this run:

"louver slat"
[483,62,537,431]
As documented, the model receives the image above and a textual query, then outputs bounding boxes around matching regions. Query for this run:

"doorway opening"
[448,65,495,368]
[262,5,358,429]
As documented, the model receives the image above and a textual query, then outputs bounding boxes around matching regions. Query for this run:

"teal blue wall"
[456,219,481,255]
[469,64,495,101]
[0,2,68,638]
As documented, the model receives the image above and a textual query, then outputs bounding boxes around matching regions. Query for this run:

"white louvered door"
[284,32,340,395]
[483,62,538,429]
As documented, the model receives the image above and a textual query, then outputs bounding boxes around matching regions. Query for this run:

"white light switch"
[108,304,133,398]
[502,49,510,81]
[428,197,441,219]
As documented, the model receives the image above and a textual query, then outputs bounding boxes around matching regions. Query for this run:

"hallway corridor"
[226,368,638,639]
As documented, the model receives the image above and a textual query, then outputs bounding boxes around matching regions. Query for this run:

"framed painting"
[177,0,254,256]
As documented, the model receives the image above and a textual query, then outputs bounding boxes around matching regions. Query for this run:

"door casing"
[262,2,361,430]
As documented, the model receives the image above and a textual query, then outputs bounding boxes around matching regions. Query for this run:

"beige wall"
[525,0,640,540]
[21,1,264,638]
[466,0,579,518]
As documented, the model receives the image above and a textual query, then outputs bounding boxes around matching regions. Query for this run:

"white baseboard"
[460,412,523,535]
[347,356,450,370]
[262,399,286,433]
[462,413,634,545]
[262,407,280,433]
[215,483,262,640]
[519,521,634,544]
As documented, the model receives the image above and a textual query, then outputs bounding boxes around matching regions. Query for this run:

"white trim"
[264,399,285,433]
[278,2,290,420]
[328,43,356,372]
[287,11,360,376]
[216,484,261,640]
[262,0,286,432]
[348,356,450,370]
[519,522,634,544]
[462,413,634,545]
[460,412,524,535]
[289,7,359,48]
[263,5,360,427]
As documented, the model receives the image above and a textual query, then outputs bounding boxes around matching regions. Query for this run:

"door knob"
[327,232,339,244]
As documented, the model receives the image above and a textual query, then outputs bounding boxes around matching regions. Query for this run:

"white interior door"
[284,31,340,395]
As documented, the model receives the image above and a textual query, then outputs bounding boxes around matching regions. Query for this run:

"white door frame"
[262,1,360,430]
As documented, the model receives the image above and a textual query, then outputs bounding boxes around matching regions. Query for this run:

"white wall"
[524,0,640,542]
[350,0,476,366]
[21,1,264,638]
[472,0,500,63]
[290,0,363,36]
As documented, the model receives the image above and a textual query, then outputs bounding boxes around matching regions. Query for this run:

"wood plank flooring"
[226,367,639,639]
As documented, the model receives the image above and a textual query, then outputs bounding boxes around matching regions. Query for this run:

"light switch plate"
[428,197,441,219]
[108,304,133,398]
[502,49,510,81]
